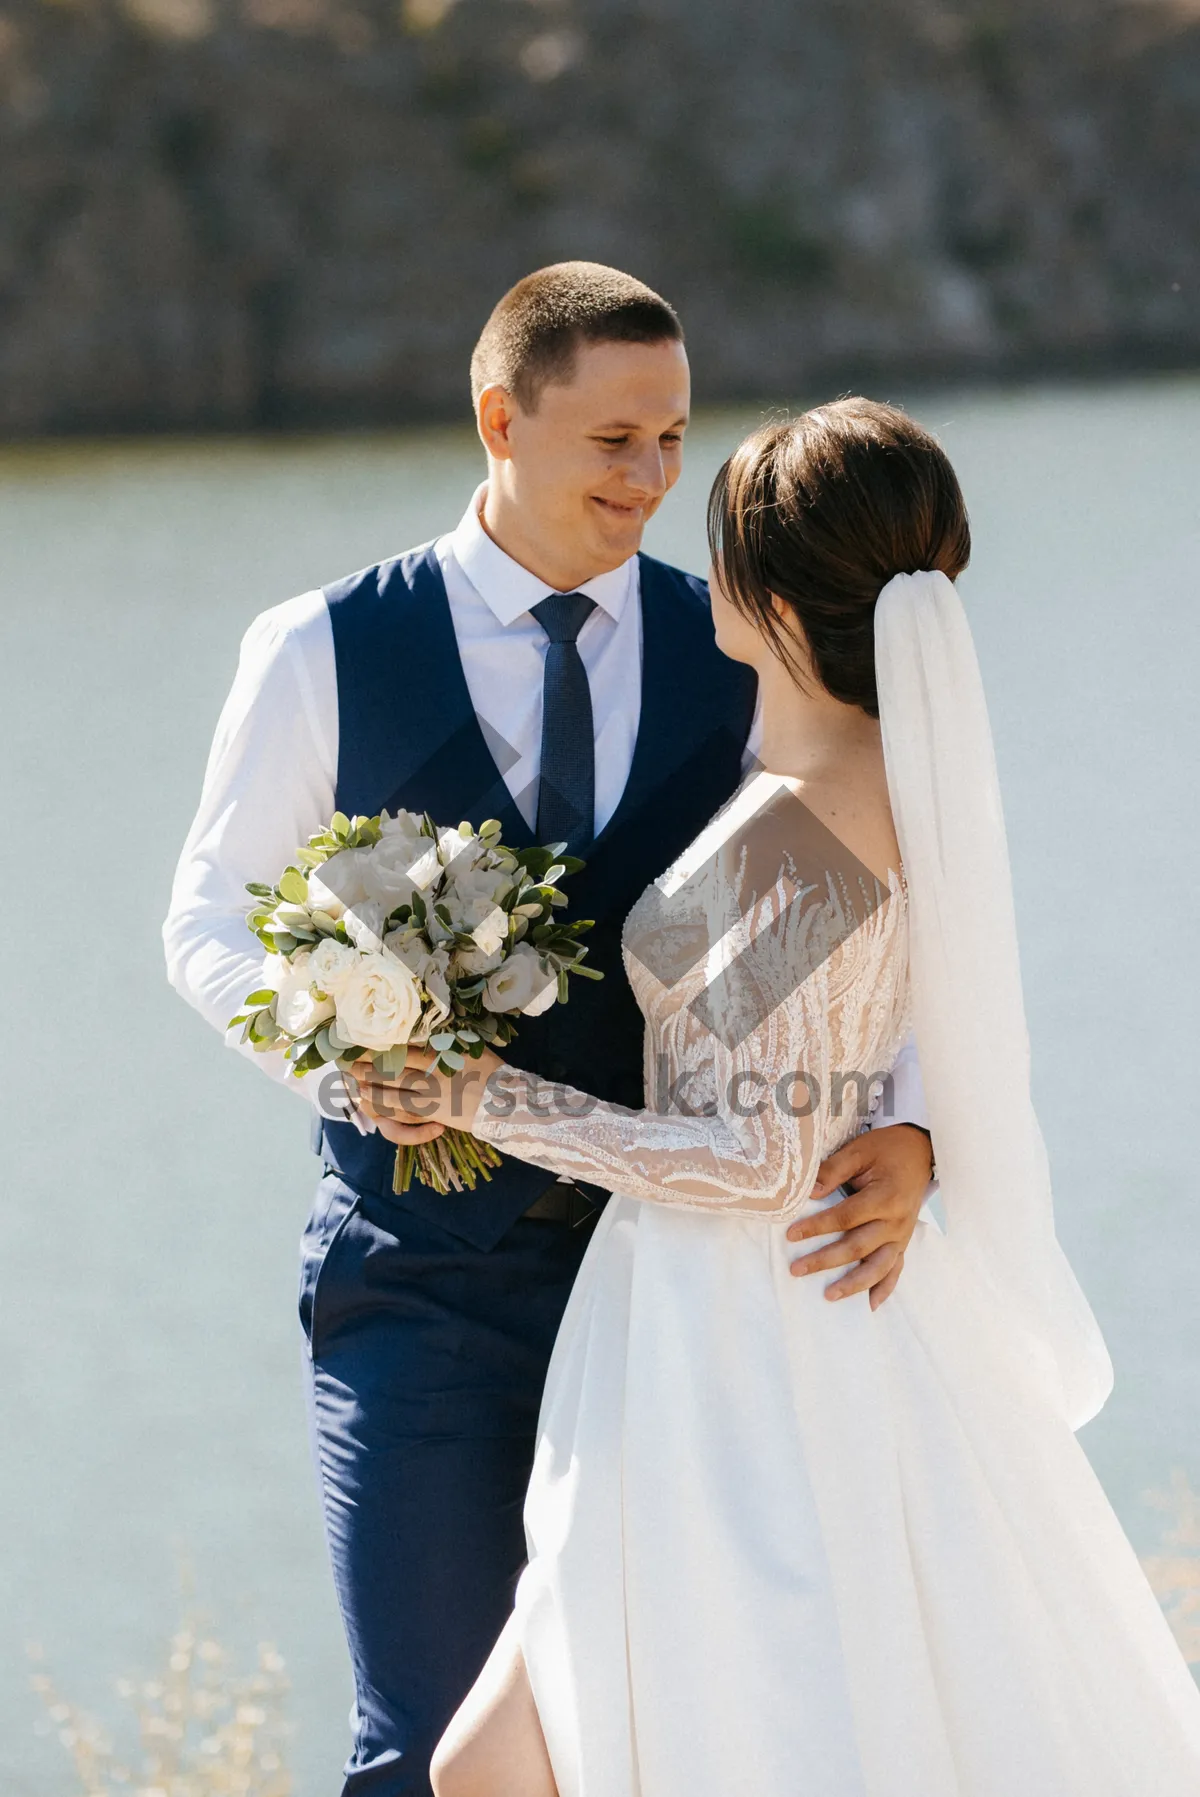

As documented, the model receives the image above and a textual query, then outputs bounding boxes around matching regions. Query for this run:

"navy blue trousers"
[300,1172,595,1797]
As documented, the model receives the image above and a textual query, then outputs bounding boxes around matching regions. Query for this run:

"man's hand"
[786,1123,933,1311]
[350,1044,503,1145]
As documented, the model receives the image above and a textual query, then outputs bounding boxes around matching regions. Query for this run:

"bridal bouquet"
[228,808,600,1194]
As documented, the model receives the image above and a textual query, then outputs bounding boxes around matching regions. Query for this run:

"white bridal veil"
[875,571,1113,1430]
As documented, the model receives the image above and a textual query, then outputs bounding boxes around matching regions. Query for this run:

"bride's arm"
[358,910,905,1220]
[356,820,911,1218]
[471,1033,819,1215]
[356,1016,823,1217]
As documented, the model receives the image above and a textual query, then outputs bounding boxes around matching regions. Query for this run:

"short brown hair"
[708,398,971,717]
[470,262,683,412]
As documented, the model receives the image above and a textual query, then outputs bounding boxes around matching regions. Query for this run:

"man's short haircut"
[470,261,684,413]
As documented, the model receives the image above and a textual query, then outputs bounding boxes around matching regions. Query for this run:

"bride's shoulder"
[638,769,905,930]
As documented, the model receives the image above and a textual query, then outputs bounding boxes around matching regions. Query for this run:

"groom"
[164,262,935,1795]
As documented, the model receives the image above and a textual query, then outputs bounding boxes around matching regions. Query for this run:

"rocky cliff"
[1,0,1197,433]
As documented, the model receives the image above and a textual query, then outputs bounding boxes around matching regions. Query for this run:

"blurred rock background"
[0,0,1197,435]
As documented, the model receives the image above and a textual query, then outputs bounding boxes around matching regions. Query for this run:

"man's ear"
[477,384,517,461]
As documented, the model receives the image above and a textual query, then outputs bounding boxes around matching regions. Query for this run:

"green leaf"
[243,988,277,1007]
[278,867,308,905]
[545,863,566,885]
[314,1027,337,1062]
[437,1049,465,1073]
[331,811,351,840]
[571,964,605,980]
[373,1045,410,1077]
[244,881,275,899]
[429,1031,456,1051]
[557,970,570,1004]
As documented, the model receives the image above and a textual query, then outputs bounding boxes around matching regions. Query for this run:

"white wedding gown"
[475,769,1200,1797]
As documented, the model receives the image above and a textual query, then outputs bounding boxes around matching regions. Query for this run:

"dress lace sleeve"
[473,777,911,1219]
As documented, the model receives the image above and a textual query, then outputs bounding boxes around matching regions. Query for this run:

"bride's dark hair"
[707,398,971,718]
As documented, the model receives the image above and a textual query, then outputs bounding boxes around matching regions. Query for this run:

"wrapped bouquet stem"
[229,808,601,1195]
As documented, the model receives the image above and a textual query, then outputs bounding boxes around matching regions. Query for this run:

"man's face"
[481,337,691,577]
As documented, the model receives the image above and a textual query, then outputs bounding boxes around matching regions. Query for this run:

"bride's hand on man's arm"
[349,1044,505,1145]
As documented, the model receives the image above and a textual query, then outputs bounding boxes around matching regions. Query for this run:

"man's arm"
[162,590,362,1125]
[869,1031,929,1135]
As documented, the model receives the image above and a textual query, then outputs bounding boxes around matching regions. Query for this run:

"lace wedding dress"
[474,764,1200,1796]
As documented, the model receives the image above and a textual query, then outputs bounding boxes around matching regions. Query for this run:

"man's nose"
[624,442,668,500]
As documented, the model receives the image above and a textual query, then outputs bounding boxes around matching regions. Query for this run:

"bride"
[355,398,1200,1795]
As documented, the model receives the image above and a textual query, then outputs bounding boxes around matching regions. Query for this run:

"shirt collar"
[450,483,635,627]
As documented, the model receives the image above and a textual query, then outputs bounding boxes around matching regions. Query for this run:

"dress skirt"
[515,1196,1200,1797]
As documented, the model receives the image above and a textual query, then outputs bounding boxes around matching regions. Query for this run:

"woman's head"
[707,398,971,716]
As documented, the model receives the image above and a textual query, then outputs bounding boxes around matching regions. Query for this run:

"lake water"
[2,377,1198,1792]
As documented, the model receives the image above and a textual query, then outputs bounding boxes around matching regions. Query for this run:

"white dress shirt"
[163,484,928,1135]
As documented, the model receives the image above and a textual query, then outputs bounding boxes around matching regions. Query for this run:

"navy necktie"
[532,592,597,851]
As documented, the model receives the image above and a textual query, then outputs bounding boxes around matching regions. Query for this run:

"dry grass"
[30,1622,291,1796]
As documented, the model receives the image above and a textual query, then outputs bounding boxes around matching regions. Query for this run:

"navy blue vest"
[314,544,757,1250]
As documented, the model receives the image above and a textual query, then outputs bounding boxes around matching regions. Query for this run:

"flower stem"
[392,1130,502,1197]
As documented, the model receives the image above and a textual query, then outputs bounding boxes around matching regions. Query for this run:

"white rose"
[272,951,337,1036]
[343,899,389,953]
[437,826,484,879]
[362,834,428,912]
[482,944,559,1016]
[383,934,453,1028]
[445,869,513,954]
[308,937,358,996]
[382,932,440,979]
[379,807,426,845]
[462,899,508,956]
[453,940,506,978]
[402,841,449,897]
[335,951,423,1052]
[307,848,373,920]
[448,863,515,911]
[384,941,454,1042]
